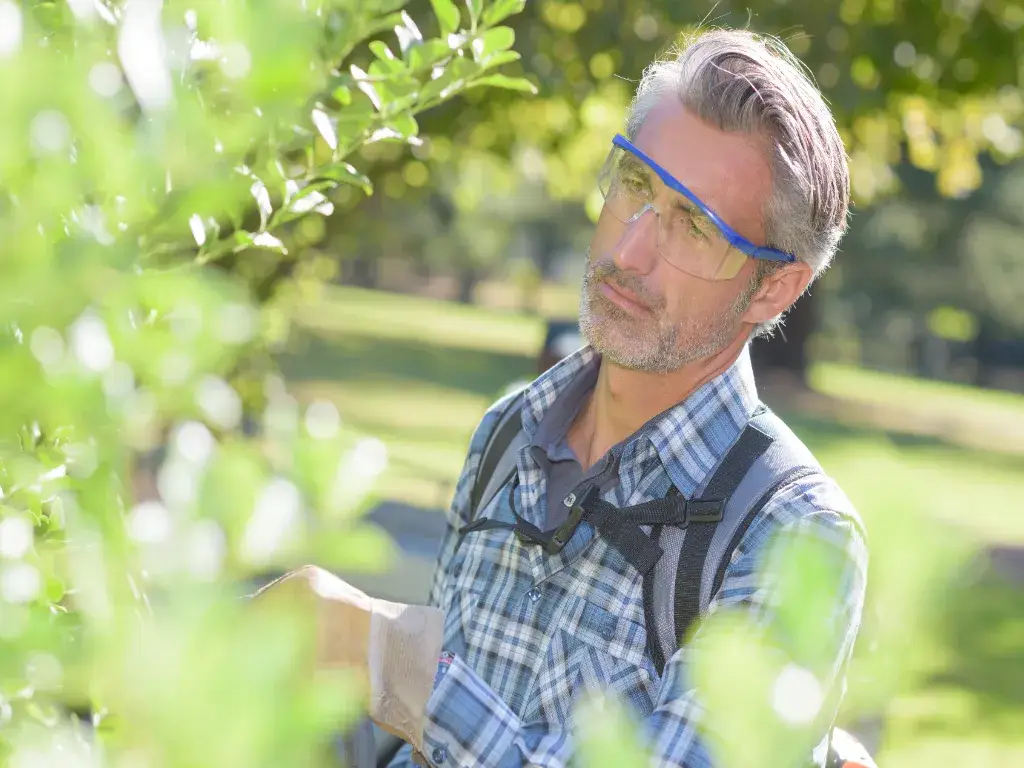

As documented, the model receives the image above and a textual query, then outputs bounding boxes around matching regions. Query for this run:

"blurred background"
[2,0,1023,766]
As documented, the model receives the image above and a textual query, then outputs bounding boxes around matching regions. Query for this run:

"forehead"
[632,98,771,241]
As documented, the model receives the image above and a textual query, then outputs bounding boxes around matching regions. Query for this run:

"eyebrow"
[621,154,717,228]
[668,195,709,224]
[619,155,650,177]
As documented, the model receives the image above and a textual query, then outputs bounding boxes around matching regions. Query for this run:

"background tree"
[345,0,1024,381]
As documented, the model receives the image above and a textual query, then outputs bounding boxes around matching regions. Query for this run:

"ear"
[740,261,813,326]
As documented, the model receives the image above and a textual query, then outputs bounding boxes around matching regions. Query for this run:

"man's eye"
[618,174,649,196]
[677,208,712,241]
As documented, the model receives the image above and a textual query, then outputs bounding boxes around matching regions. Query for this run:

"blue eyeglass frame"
[610,133,796,264]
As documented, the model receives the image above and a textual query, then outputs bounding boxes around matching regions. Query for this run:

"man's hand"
[252,565,445,753]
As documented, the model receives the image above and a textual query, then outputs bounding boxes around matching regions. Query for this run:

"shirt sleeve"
[421,480,869,768]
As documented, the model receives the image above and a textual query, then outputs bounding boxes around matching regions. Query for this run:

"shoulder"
[730,409,868,573]
[736,469,868,591]
[466,384,528,462]
[446,385,528,526]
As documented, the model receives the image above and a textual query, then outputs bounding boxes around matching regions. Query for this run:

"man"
[263,27,868,768]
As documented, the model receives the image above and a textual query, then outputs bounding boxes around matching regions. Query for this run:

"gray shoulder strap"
[698,408,823,611]
[469,390,528,521]
[647,407,822,672]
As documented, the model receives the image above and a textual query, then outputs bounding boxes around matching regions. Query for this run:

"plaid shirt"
[397,345,867,768]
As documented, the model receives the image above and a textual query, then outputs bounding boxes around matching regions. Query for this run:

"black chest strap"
[460,484,724,577]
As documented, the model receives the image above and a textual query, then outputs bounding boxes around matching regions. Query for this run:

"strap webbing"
[643,522,666,672]
[673,421,775,645]
[708,465,820,598]
[469,393,525,518]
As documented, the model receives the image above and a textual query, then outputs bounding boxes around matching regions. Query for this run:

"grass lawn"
[280,284,1024,767]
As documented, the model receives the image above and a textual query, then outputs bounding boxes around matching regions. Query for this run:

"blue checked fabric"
[394,345,868,768]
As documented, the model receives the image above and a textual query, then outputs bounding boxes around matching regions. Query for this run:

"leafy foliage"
[0,0,532,764]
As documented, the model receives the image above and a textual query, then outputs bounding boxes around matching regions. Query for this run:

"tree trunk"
[345,255,378,288]
[456,267,478,304]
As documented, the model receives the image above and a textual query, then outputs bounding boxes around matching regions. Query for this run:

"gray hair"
[625,28,850,337]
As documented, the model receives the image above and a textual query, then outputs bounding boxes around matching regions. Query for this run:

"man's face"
[580,100,774,373]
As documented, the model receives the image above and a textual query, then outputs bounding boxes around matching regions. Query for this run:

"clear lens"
[597,146,746,281]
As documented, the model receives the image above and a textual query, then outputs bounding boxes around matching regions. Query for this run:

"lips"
[599,279,649,314]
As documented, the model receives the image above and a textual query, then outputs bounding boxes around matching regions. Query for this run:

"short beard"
[578,249,760,374]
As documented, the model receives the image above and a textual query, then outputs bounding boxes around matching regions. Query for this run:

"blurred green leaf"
[479,50,522,71]
[394,11,424,56]
[465,0,484,26]
[575,692,648,768]
[368,41,405,76]
[408,39,455,71]
[482,0,527,26]
[318,163,374,195]
[430,0,461,36]
[333,84,353,106]
[472,26,516,62]
[0,0,533,761]
[381,114,419,141]
[467,73,537,93]
[309,524,395,572]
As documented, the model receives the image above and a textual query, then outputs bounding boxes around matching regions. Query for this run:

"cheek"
[591,210,625,253]
[661,273,735,322]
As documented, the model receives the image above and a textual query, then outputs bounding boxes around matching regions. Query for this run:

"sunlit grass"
[292,283,546,357]
[811,362,1024,419]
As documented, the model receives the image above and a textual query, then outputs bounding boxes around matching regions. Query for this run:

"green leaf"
[366,0,408,12]
[276,181,337,224]
[350,64,384,111]
[318,163,374,196]
[378,114,419,142]
[368,40,408,77]
[576,693,650,768]
[449,54,483,79]
[352,11,407,57]
[310,524,395,573]
[367,59,406,83]
[482,0,527,26]
[479,50,521,71]
[408,39,454,71]
[471,26,515,61]
[369,40,397,62]
[430,0,460,36]
[465,0,483,25]
[419,56,481,103]
[333,84,353,106]
[467,73,537,93]
[45,575,65,604]
[233,230,256,248]
[395,11,423,56]
[251,232,287,253]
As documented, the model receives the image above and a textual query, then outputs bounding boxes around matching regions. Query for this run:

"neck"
[569,332,750,470]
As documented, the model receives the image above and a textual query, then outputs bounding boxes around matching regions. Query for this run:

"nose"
[612,203,660,275]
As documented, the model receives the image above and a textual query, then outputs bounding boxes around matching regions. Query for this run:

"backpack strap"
[468,389,528,521]
[672,417,775,649]
[645,405,823,674]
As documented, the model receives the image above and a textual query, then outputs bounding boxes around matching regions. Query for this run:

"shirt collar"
[520,343,760,499]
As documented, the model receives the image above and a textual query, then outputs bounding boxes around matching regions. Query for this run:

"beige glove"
[252,565,445,753]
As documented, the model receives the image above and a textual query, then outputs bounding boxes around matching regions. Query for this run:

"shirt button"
[563,492,577,507]
[431,746,447,764]
[526,587,541,603]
